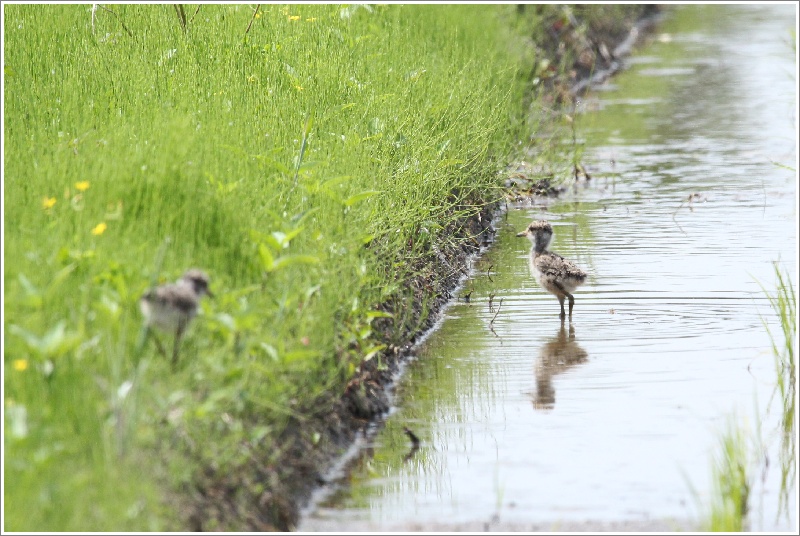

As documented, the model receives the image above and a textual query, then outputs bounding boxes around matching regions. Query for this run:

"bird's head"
[181,269,214,298]
[516,220,553,250]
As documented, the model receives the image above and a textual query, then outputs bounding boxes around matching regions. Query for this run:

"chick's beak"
[516,230,528,237]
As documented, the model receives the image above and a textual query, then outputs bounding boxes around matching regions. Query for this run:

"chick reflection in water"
[533,320,588,410]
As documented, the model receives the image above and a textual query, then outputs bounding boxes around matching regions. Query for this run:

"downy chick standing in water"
[516,220,586,319]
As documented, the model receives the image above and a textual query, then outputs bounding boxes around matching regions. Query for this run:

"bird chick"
[139,269,213,367]
[516,220,586,319]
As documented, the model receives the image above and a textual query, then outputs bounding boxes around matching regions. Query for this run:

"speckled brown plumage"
[517,220,587,318]
[139,269,213,367]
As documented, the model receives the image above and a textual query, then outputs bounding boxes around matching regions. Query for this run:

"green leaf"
[40,322,82,357]
[18,273,40,297]
[214,313,237,332]
[343,190,381,207]
[249,228,269,243]
[224,365,244,381]
[365,310,394,320]
[271,231,288,248]
[262,234,283,252]
[304,284,322,301]
[362,344,387,361]
[253,156,291,175]
[320,175,352,191]
[277,226,305,247]
[51,263,77,288]
[251,425,271,443]
[271,255,320,272]
[9,321,81,358]
[297,159,320,172]
[292,112,315,184]
[282,349,321,363]
[99,293,121,319]
[8,324,42,352]
[302,111,314,137]
[259,343,279,362]
[258,244,275,271]
[7,405,28,439]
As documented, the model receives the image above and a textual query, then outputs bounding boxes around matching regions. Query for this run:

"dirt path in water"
[180,7,665,531]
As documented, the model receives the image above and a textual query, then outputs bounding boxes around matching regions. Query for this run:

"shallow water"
[299,4,797,531]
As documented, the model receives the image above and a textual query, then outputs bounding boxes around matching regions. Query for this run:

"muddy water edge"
[299,4,798,532]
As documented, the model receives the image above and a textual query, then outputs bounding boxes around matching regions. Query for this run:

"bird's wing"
[153,285,198,314]
[535,252,586,279]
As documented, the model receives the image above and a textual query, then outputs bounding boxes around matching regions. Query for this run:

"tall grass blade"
[293,112,314,189]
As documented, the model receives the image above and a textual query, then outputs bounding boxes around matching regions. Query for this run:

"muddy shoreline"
[181,7,664,531]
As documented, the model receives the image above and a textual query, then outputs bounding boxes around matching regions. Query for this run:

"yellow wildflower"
[75,181,90,191]
[288,15,300,21]
[255,12,261,19]
[13,359,28,372]
[306,17,316,22]
[42,196,57,210]
[91,222,107,236]
[294,85,304,91]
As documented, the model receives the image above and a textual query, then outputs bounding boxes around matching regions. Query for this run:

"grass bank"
[3,4,652,531]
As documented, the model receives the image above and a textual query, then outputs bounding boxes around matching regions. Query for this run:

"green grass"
[3,3,536,531]
[698,265,797,531]
[3,3,654,530]
[763,263,796,520]
[703,420,752,532]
